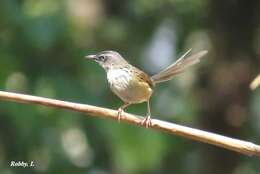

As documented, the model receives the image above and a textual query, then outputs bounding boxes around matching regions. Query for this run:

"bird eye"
[98,55,106,62]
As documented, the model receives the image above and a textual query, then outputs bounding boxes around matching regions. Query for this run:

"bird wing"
[132,66,155,88]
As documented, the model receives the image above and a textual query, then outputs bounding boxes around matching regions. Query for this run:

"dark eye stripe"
[99,55,106,62]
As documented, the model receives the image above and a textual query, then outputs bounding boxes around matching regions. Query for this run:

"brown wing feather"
[131,66,155,88]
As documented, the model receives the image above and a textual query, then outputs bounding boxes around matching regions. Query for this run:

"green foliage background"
[0,0,259,174]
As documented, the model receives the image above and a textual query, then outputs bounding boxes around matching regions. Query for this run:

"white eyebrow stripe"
[101,52,115,56]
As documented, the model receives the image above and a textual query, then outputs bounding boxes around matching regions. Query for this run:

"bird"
[85,49,208,127]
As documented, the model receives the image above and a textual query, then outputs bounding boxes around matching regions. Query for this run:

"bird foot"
[117,108,124,122]
[141,115,151,128]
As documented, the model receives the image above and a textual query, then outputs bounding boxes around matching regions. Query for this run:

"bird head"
[85,50,128,71]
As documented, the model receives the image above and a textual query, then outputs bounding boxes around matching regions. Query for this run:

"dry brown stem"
[0,90,259,156]
[250,74,260,90]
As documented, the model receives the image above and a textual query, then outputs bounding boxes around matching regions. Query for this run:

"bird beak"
[84,54,96,60]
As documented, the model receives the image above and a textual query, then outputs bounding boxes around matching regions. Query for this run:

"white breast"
[107,69,131,92]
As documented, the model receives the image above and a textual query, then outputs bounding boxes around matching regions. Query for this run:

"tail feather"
[151,50,208,84]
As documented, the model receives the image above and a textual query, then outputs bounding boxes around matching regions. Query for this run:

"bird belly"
[107,69,153,104]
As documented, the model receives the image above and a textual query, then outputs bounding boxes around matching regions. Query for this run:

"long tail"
[151,49,208,84]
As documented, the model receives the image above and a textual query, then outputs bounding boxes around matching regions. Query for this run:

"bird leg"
[117,103,130,122]
[141,100,152,128]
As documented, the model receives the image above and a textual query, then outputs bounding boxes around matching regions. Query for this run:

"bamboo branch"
[0,90,259,156]
[250,74,260,90]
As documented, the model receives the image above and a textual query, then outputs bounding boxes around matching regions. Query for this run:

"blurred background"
[0,0,260,173]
